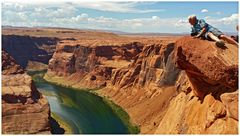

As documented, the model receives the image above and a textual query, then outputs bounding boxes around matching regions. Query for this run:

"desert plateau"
[2,26,238,134]
[1,1,239,134]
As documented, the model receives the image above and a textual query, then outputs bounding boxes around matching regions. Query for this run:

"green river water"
[27,71,138,134]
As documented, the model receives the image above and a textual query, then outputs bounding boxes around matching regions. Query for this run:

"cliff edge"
[155,37,238,134]
[101,37,238,134]
[2,51,64,134]
[43,35,238,134]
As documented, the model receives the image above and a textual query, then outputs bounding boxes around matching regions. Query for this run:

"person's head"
[237,25,239,31]
[188,15,197,26]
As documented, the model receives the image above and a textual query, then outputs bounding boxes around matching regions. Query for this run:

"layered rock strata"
[45,36,238,134]
[2,35,58,68]
[2,51,60,134]
[102,37,238,134]
[45,42,143,89]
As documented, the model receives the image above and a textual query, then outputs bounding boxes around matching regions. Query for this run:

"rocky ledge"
[44,36,238,134]
[2,51,63,134]
[102,37,238,134]
[155,37,238,134]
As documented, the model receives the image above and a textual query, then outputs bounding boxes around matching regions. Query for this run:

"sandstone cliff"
[45,42,144,89]
[44,35,238,134]
[2,50,24,75]
[101,37,238,134]
[101,40,181,133]
[154,37,238,134]
[2,51,63,134]
[2,35,58,68]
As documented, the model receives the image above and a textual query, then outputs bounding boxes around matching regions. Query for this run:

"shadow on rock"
[49,117,65,134]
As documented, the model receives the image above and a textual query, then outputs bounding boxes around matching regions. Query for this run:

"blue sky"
[2,1,239,33]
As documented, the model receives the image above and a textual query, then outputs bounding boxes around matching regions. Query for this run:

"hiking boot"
[215,40,225,48]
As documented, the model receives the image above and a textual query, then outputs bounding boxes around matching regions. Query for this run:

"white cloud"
[175,19,189,27]
[2,2,238,33]
[216,11,222,15]
[201,9,208,13]
[204,16,211,20]
[71,14,89,22]
[78,2,165,13]
[47,6,77,18]
[152,16,160,20]
[204,14,238,32]
[2,1,164,13]
[219,14,239,25]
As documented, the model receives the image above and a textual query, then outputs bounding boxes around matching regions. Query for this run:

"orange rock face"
[2,35,58,68]
[2,51,24,75]
[45,35,238,134]
[101,41,182,133]
[174,37,238,93]
[101,37,238,134]
[2,51,54,134]
[155,37,238,134]
[46,42,143,89]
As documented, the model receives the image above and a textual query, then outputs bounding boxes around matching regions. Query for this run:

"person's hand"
[194,35,200,38]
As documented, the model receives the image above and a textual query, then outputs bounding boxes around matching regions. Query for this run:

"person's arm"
[194,19,208,38]
[195,27,207,38]
[191,27,198,36]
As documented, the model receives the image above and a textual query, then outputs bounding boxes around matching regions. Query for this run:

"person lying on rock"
[188,15,239,47]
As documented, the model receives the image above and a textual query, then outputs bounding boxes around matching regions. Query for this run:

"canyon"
[2,27,238,134]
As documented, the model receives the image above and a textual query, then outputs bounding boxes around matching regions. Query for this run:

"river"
[27,71,130,134]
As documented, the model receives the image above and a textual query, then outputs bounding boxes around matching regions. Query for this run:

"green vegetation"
[51,112,73,134]
[27,69,47,82]
[102,97,140,134]
[44,73,100,91]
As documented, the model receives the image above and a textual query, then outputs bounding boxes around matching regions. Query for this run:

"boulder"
[174,36,238,97]
[175,37,238,88]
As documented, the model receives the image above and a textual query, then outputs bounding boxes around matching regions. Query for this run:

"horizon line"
[2,25,238,35]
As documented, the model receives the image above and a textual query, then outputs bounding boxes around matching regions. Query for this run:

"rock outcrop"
[1,51,61,134]
[110,42,180,89]
[40,32,238,134]
[101,37,238,134]
[2,51,24,75]
[174,37,238,98]
[155,37,238,134]
[101,41,181,133]
[45,42,143,89]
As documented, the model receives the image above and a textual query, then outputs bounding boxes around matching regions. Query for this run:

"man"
[188,15,238,46]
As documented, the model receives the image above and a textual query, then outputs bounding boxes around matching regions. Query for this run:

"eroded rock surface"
[45,42,144,89]
[154,37,238,134]
[101,37,238,134]
[2,35,58,68]
[2,51,55,134]
[45,36,238,134]
[2,51,24,75]
[101,41,181,133]
[174,36,238,98]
